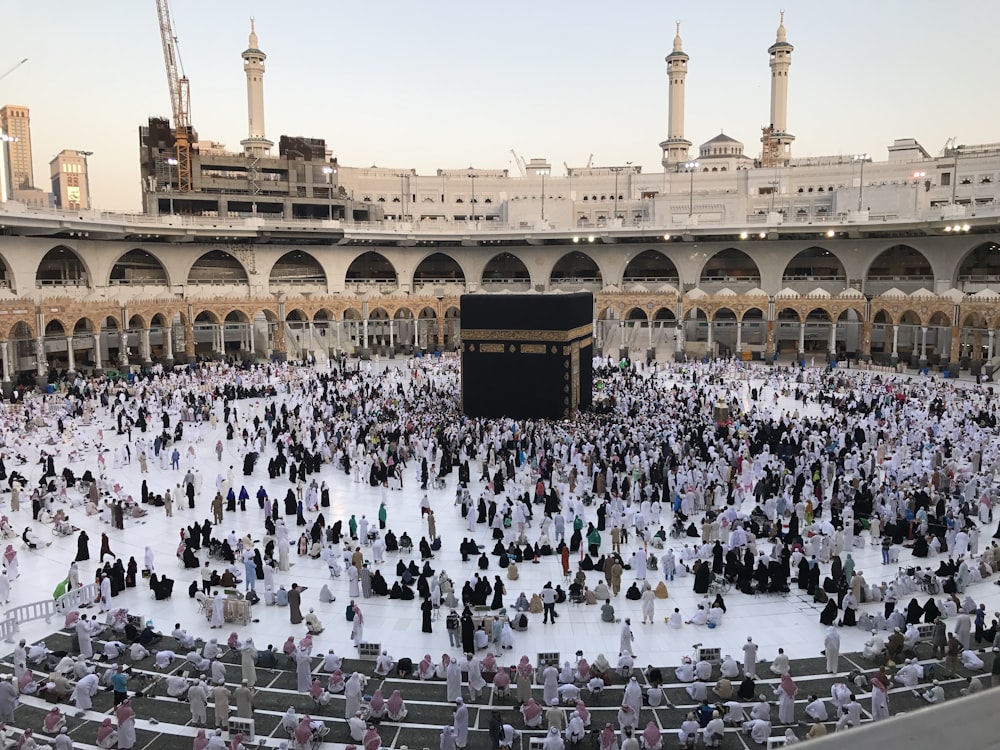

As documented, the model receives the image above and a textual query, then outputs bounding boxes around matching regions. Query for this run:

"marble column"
[0,341,10,382]
[248,323,256,354]
[735,321,743,354]
[828,322,837,359]
[163,326,174,365]
[891,324,899,363]
[92,333,102,370]
[35,337,47,376]
[141,328,152,364]
[388,319,395,350]
[919,326,928,367]
[118,331,129,367]
[797,321,805,358]
[66,336,75,373]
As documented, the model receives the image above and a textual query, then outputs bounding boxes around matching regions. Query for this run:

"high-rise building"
[49,149,90,210]
[0,105,34,189]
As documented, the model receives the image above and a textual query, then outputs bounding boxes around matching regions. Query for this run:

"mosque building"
[0,14,999,386]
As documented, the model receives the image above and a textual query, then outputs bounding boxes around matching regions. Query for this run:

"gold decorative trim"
[461,323,593,343]
[478,343,504,353]
[520,344,546,354]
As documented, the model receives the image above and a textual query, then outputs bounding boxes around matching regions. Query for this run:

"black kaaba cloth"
[461,292,593,419]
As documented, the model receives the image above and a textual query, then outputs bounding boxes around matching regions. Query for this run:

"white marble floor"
[2,362,999,677]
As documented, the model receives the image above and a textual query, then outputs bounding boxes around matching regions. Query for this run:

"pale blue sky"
[3,0,998,211]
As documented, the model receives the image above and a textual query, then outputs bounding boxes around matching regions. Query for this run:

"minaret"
[767,11,794,163]
[240,18,273,157]
[660,22,692,168]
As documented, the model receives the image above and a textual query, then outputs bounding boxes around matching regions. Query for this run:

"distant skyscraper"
[0,105,34,189]
[49,149,90,210]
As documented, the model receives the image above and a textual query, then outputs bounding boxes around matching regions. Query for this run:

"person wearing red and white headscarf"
[419,654,436,680]
[363,724,382,750]
[599,723,619,750]
[774,673,797,725]
[96,717,118,748]
[368,689,386,720]
[192,728,209,750]
[641,721,662,750]
[520,698,543,728]
[116,698,137,749]
[387,689,407,721]
[516,656,534,704]
[870,674,890,721]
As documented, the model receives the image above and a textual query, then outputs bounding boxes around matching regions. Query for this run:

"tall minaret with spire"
[767,11,794,163]
[660,22,692,168]
[241,18,273,157]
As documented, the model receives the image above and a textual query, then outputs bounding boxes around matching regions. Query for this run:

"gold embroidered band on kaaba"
[461,324,592,343]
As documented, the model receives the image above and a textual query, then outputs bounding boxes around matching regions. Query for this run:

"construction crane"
[155,0,192,192]
[0,58,28,84]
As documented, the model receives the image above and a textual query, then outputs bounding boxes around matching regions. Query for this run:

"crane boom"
[0,58,28,84]
[155,0,192,192]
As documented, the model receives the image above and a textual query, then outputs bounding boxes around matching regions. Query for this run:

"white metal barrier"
[5,600,55,629]
[0,614,18,643]
[1,583,100,643]
[56,582,99,613]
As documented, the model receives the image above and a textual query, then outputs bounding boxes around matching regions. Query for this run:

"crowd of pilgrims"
[6,353,1000,748]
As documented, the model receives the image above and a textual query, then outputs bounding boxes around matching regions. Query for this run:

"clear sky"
[3,0,998,212]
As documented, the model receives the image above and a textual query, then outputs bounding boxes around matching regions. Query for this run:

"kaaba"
[461,292,593,419]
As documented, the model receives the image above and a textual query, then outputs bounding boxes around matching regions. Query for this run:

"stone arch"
[782,247,847,284]
[36,245,91,287]
[224,309,251,324]
[699,248,761,286]
[188,250,249,285]
[774,306,802,354]
[481,252,531,290]
[194,310,221,325]
[740,307,767,349]
[864,244,933,284]
[623,250,680,286]
[625,307,648,321]
[345,251,398,288]
[126,314,147,344]
[5,316,35,340]
[285,308,309,323]
[443,305,461,348]
[413,252,466,284]
[268,250,327,290]
[549,251,603,288]
[0,252,16,293]
[653,307,676,322]
[955,240,1000,290]
[109,248,170,287]
[44,319,66,337]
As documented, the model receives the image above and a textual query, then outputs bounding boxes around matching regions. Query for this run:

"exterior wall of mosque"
[0,202,999,382]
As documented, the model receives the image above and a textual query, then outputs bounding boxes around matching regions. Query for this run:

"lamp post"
[322,166,334,220]
[468,169,478,224]
[78,150,93,210]
[911,170,926,218]
[950,148,962,205]
[540,172,545,223]
[165,157,178,215]
[685,161,699,217]
[854,153,869,212]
